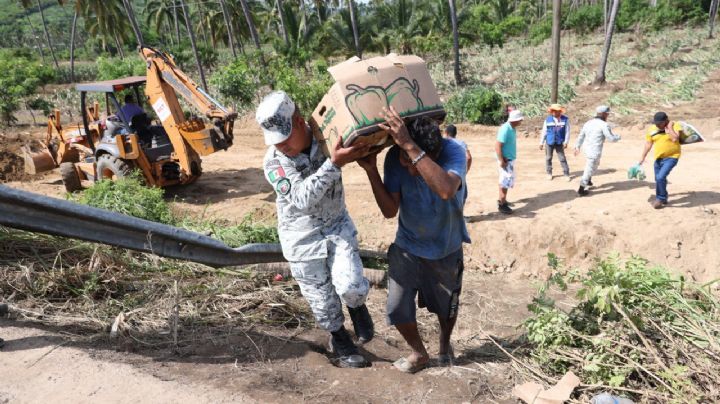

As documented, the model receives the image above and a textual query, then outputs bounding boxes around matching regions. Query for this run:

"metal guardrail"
[0,184,286,267]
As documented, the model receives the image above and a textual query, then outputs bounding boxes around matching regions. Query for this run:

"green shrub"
[186,216,279,247]
[210,58,259,109]
[54,63,99,84]
[445,86,504,125]
[617,0,705,31]
[0,52,55,125]
[267,57,333,114]
[500,15,527,37]
[75,172,278,247]
[97,56,146,81]
[564,4,603,35]
[529,16,553,45]
[73,171,175,224]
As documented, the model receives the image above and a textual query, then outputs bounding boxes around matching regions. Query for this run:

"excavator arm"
[140,46,236,177]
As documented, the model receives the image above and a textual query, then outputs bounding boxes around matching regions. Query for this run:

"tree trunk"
[179,0,208,91]
[233,19,246,56]
[348,0,361,58]
[114,32,125,59]
[603,0,608,33]
[649,0,657,6]
[239,0,266,66]
[594,0,620,85]
[25,14,46,64]
[173,0,181,44]
[709,0,719,39]
[70,10,78,83]
[219,0,237,58]
[36,0,59,69]
[551,0,561,102]
[121,0,144,47]
[276,0,290,47]
[315,0,324,24]
[449,0,461,85]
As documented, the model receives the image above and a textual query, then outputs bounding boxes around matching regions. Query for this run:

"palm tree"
[121,0,144,46]
[81,0,132,57]
[144,0,176,45]
[709,0,719,39]
[593,0,620,85]
[550,0,561,102]
[276,0,291,47]
[219,0,237,57]
[178,0,208,90]
[239,0,266,64]
[348,0,362,58]
[20,0,63,69]
[448,0,460,85]
[24,13,46,63]
[69,9,78,82]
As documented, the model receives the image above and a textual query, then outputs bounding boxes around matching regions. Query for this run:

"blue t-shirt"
[449,138,467,150]
[120,103,145,122]
[383,139,471,260]
[497,122,517,160]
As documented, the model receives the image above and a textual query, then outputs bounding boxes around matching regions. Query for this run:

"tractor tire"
[96,154,132,181]
[60,162,82,193]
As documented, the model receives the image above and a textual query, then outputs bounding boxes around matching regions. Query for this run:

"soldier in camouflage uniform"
[256,91,374,368]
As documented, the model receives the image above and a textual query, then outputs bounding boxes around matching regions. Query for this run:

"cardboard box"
[309,54,445,157]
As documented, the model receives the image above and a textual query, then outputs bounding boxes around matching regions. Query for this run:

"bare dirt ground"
[2,67,720,402]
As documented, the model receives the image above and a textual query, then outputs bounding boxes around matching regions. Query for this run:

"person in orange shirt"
[638,112,682,209]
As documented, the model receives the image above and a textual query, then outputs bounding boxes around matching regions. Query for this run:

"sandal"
[393,357,427,374]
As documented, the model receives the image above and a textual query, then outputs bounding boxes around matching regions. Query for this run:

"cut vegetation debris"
[0,226,310,343]
[522,254,720,403]
[72,172,279,247]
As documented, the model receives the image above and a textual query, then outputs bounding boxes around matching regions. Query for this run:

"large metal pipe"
[0,185,386,268]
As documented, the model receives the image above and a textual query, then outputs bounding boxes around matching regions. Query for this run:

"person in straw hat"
[539,103,571,181]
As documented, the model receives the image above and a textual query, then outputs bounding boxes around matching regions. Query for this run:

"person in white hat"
[574,105,621,196]
[256,91,373,368]
[495,109,524,214]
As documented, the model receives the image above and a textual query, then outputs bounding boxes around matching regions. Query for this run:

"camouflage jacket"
[263,137,355,262]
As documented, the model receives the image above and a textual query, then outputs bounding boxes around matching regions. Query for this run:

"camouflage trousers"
[289,234,369,332]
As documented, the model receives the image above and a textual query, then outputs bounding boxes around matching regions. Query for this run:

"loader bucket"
[23,145,56,174]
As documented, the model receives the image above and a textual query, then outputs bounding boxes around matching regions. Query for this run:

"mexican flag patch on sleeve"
[267,166,286,183]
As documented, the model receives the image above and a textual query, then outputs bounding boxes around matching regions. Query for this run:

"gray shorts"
[386,244,464,325]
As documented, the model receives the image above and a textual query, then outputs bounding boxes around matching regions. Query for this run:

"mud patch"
[0,150,27,182]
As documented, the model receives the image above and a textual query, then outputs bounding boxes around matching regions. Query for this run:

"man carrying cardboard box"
[358,106,470,373]
[256,91,374,368]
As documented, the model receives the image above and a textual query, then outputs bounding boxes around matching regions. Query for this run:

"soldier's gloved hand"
[331,140,371,168]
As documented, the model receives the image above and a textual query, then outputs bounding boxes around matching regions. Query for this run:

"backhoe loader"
[24,46,236,191]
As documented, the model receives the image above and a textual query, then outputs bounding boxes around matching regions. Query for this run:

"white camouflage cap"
[256,91,296,145]
[508,110,524,122]
[596,105,610,114]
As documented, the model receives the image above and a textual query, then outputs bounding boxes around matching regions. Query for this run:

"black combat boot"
[498,200,513,214]
[347,304,374,344]
[578,185,589,196]
[329,326,369,368]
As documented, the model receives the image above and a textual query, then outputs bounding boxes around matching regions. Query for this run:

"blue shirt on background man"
[383,138,471,260]
[120,103,145,122]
